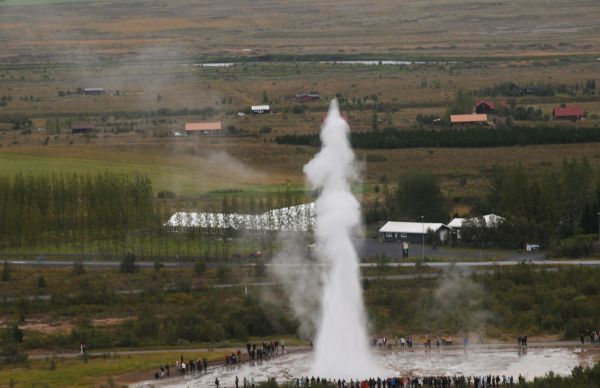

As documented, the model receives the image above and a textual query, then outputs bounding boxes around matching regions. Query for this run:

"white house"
[448,214,505,239]
[379,221,452,243]
[251,105,270,114]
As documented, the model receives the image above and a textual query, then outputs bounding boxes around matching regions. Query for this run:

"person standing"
[215,377,220,387]
[235,376,239,388]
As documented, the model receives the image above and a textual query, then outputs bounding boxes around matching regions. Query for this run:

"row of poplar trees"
[0,172,155,253]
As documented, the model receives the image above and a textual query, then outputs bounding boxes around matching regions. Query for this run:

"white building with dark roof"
[379,221,452,243]
[251,105,270,114]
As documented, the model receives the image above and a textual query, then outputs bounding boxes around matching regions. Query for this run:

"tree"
[2,260,10,281]
[391,170,447,222]
[446,88,474,116]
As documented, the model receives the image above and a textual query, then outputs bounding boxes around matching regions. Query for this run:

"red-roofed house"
[552,106,584,120]
[475,100,496,114]
[184,121,222,135]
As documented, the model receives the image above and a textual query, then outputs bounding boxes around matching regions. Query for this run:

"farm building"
[184,121,222,135]
[379,221,452,243]
[164,203,315,233]
[294,93,321,103]
[71,122,93,134]
[475,100,496,114]
[448,214,505,239]
[552,106,584,120]
[82,88,104,95]
[251,105,270,114]
[450,114,488,126]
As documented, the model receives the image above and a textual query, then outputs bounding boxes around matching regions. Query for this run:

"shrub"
[552,235,595,258]
[194,260,207,276]
[120,253,138,273]
[153,261,164,272]
[157,190,176,199]
[72,260,85,275]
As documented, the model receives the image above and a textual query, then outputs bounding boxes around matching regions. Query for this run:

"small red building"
[552,106,584,120]
[475,100,496,114]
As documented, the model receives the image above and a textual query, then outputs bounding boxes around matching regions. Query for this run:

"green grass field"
[0,152,305,197]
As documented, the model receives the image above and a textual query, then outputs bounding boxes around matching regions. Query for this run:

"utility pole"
[597,212,600,243]
[421,215,425,263]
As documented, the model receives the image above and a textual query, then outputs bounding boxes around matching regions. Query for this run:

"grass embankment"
[0,350,222,387]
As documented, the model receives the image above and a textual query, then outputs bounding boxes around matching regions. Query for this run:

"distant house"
[379,221,452,243]
[184,121,222,135]
[450,114,488,126]
[251,105,270,114]
[552,106,584,120]
[71,122,93,134]
[294,93,321,103]
[475,100,496,114]
[448,214,505,239]
[82,88,104,95]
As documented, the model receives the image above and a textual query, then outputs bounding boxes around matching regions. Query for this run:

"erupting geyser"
[304,100,379,378]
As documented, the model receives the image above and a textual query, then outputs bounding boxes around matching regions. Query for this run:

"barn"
[184,121,222,135]
[450,114,488,126]
[379,221,452,243]
[251,105,270,114]
[71,123,93,134]
[552,106,584,120]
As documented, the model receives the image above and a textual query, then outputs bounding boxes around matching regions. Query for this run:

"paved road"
[354,238,546,262]
[5,258,600,269]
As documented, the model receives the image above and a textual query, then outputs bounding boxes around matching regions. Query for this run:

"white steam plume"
[304,100,379,379]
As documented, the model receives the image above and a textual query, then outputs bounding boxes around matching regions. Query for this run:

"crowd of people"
[371,336,460,350]
[579,329,600,344]
[152,339,287,381]
[289,375,521,387]
[246,340,286,361]
[153,355,210,379]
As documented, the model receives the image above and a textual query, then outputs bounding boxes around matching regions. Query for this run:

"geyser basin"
[139,346,593,387]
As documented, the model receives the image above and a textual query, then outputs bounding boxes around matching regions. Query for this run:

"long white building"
[164,203,315,232]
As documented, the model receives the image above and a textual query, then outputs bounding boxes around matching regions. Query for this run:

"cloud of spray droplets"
[268,233,322,340]
[430,267,493,340]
